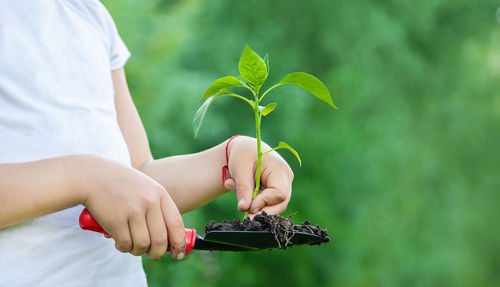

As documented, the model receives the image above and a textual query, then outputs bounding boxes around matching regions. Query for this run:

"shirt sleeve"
[94,2,131,70]
[107,20,131,70]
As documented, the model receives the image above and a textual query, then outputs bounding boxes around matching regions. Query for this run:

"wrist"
[222,135,245,183]
[64,154,102,205]
[225,135,245,160]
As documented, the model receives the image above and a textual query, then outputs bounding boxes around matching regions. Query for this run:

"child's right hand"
[72,154,186,260]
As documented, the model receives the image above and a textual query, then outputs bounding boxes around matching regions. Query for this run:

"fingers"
[223,178,236,192]
[111,220,133,253]
[247,161,293,215]
[112,199,182,260]
[229,161,255,212]
[146,205,168,260]
[248,186,289,214]
[128,212,150,256]
[161,195,186,260]
[253,201,289,216]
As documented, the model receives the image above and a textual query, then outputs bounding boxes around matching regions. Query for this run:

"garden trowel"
[79,208,327,257]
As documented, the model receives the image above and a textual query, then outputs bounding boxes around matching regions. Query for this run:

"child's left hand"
[223,136,294,217]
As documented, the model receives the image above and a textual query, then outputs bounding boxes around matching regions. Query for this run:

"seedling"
[193,45,336,216]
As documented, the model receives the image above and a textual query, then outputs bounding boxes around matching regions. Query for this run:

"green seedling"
[193,45,336,217]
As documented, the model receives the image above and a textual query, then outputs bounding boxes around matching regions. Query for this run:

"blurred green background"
[104,0,500,286]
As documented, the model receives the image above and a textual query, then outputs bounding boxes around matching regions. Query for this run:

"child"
[0,1,294,286]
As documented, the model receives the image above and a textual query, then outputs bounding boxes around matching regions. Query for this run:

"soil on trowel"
[205,211,330,248]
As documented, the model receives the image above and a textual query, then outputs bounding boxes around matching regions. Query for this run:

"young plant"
[193,45,336,216]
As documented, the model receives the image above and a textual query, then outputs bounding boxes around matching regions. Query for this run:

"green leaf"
[201,76,245,100]
[263,53,270,73]
[193,90,230,138]
[193,90,254,138]
[261,102,277,116]
[274,141,302,166]
[278,72,336,108]
[238,45,268,91]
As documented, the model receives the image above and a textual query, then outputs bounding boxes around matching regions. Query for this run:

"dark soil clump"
[205,211,330,248]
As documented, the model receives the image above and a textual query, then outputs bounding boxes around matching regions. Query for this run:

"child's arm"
[0,154,186,260]
[113,68,294,216]
[0,156,84,227]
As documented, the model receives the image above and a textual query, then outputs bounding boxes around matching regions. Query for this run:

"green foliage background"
[104,0,500,286]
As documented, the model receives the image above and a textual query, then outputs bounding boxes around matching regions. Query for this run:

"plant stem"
[259,82,281,102]
[253,108,262,198]
[244,100,263,219]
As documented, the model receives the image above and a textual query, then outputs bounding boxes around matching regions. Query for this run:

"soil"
[205,211,330,248]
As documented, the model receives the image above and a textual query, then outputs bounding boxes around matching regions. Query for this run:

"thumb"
[235,181,254,212]
[230,165,255,212]
[224,176,252,211]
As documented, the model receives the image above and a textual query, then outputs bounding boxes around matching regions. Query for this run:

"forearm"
[139,140,228,213]
[0,155,87,228]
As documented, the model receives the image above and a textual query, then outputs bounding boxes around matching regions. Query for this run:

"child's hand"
[73,154,186,260]
[223,136,294,217]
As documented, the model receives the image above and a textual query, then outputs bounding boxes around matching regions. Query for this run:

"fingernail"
[176,252,185,261]
[238,199,246,209]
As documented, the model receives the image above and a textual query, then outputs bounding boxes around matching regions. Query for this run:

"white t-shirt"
[0,0,147,286]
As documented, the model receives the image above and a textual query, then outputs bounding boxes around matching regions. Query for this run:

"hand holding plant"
[222,135,294,216]
[194,45,335,217]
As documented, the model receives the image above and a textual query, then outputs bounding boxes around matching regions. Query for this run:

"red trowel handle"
[79,208,196,256]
